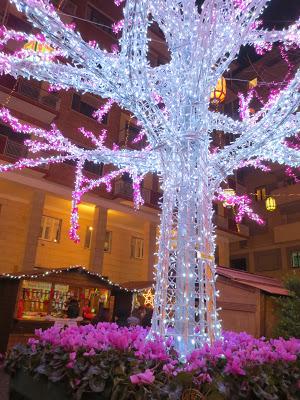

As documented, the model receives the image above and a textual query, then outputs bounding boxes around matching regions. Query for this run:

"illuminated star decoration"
[142,289,154,308]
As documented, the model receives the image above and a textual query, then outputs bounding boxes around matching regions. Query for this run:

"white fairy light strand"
[0,265,148,292]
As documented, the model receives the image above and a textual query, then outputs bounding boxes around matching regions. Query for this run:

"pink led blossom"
[233,0,249,11]
[114,0,125,6]
[112,19,124,35]
[132,129,146,144]
[78,127,107,148]
[254,41,273,55]
[238,159,271,172]
[48,83,64,92]
[93,99,114,124]
[285,166,300,184]
[215,191,264,225]
[88,40,97,49]
[111,44,120,54]
[131,173,145,208]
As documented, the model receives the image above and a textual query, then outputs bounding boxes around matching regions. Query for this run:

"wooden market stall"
[0,266,135,353]
[125,266,289,338]
[0,265,289,353]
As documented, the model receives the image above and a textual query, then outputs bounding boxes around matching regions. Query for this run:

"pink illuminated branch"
[114,0,125,6]
[78,127,107,148]
[215,192,264,225]
[93,99,115,124]
[285,166,300,184]
[69,167,144,242]
[238,46,294,126]
[132,129,146,144]
[237,159,271,172]
[0,108,146,242]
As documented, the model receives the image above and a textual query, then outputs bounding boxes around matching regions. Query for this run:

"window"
[85,229,111,251]
[84,160,103,176]
[125,121,143,144]
[84,226,93,249]
[71,93,108,123]
[131,237,144,259]
[230,258,247,271]
[291,252,300,268]
[255,186,267,201]
[104,231,112,253]
[40,216,61,242]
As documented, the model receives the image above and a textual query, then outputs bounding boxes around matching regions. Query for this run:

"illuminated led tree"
[0,0,299,356]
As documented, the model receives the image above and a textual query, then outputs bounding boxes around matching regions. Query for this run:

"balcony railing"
[17,80,60,111]
[0,134,27,159]
[114,180,160,208]
[0,76,60,111]
[213,213,249,236]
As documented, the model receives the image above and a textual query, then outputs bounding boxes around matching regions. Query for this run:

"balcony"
[118,122,147,151]
[114,180,161,208]
[0,76,60,125]
[274,221,300,243]
[214,214,249,238]
[16,80,60,111]
[0,134,27,160]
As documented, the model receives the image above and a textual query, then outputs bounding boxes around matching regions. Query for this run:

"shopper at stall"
[66,298,80,319]
[92,307,110,325]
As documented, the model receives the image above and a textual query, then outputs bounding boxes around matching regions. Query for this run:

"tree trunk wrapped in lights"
[0,0,299,357]
[151,144,221,355]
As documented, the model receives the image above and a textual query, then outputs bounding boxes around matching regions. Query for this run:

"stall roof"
[123,266,290,296]
[0,266,144,293]
[0,265,289,296]
[217,266,289,296]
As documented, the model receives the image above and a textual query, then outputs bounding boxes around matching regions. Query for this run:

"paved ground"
[0,368,9,400]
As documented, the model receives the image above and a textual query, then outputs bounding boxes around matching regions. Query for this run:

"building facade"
[226,45,300,281]
[2,0,297,285]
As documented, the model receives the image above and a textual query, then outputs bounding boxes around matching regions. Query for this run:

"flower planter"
[6,325,300,400]
[10,370,70,400]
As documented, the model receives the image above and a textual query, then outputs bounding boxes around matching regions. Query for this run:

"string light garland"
[0,265,147,293]
[0,0,298,357]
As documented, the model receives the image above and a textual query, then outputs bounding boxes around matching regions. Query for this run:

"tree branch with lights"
[0,0,299,357]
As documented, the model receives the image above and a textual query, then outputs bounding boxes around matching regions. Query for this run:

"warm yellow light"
[249,78,258,89]
[23,40,54,62]
[143,289,154,307]
[23,40,53,54]
[210,76,226,104]
[265,196,276,212]
[223,188,235,207]
[88,226,93,231]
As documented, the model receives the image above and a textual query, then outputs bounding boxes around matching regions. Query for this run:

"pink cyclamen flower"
[130,369,155,385]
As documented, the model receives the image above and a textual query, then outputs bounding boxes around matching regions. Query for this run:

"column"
[89,206,108,273]
[147,222,157,281]
[217,235,230,267]
[22,190,45,271]
[248,251,255,273]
